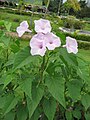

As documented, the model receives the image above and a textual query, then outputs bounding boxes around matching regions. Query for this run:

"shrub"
[62,16,85,30]
[78,40,90,50]
[65,32,90,42]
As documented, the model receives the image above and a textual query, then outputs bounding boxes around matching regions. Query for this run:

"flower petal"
[64,36,78,54]
[16,21,31,37]
[16,26,25,37]
[30,33,46,56]
[34,19,51,34]
[20,21,29,29]
[45,33,61,50]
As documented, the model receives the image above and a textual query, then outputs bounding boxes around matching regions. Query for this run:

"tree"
[62,0,80,15]
[77,0,90,18]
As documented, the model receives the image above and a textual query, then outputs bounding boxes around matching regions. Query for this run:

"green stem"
[6,48,9,71]
[44,0,50,18]
[40,56,45,83]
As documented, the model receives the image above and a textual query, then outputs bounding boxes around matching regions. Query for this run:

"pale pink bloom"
[30,33,46,56]
[16,21,32,37]
[63,36,78,54]
[45,33,61,50]
[34,19,51,34]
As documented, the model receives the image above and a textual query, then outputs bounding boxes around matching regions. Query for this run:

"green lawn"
[78,49,90,63]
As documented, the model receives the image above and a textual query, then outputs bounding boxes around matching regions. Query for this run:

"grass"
[78,49,90,63]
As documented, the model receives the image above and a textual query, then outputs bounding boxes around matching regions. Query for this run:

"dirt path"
[5,32,32,40]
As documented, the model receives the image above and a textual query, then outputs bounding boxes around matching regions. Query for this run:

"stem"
[6,48,9,71]
[40,56,45,82]
[44,0,50,18]
[37,56,46,87]
[30,5,34,28]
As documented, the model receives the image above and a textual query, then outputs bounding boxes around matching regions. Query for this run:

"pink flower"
[16,21,32,37]
[30,33,46,56]
[63,36,78,54]
[34,19,51,34]
[45,33,61,50]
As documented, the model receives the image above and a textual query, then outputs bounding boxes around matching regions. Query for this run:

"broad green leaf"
[73,109,81,119]
[2,37,10,47]
[45,76,66,108]
[4,21,11,31]
[81,94,90,110]
[3,74,13,89]
[13,46,31,70]
[65,111,72,120]
[20,77,33,99]
[43,97,56,120]
[3,94,18,115]
[4,54,14,67]
[0,20,4,26]
[56,32,66,43]
[0,96,6,109]
[67,79,83,101]
[16,105,28,120]
[77,58,90,90]
[31,107,41,120]
[85,112,90,120]
[4,111,15,120]
[27,85,44,119]
[60,48,78,67]
[10,44,20,53]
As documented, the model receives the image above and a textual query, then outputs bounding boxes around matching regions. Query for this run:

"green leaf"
[45,75,66,108]
[81,94,90,110]
[20,77,33,99]
[43,97,56,120]
[85,112,90,120]
[3,74,13,89]
[27,85,44,119]
[0,96,6,109]
[3,94,18,115]
[67,79,83,101]
[10,44,20,53]
[56,32,66,42]
[4,21,11,31]
[60,48,78,67]
[31,107,41,120]
[73,109,81,119]
[65,111,72,120]
[4,54,14,67]
[0,20,4,26]
[16,105,28,120]
[4,111,15,120]
[2,37,10,47]
[13,46,32,70]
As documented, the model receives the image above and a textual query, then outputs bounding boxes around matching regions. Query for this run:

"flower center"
[49,41,53,44]
[39,45,43,49]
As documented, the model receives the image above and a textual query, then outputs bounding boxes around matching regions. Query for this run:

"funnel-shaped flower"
[34,19,51,34]
[30,33,46,56]
[63,36,78,54]
[16,21,32,37]
[45,33,61,50]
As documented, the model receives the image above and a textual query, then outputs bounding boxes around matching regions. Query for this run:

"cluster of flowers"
[16,19,78,56]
